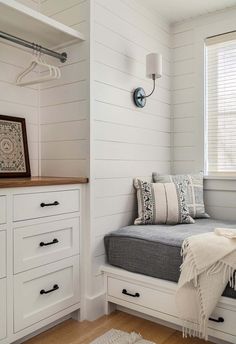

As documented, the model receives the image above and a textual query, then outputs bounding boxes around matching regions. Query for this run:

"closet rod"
[0,31,67,63]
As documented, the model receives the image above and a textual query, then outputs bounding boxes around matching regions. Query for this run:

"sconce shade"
[146,53,162,79]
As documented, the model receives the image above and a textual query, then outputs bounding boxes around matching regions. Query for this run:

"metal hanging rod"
[0,31,67,63]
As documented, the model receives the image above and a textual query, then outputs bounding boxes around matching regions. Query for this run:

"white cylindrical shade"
[146,53,162,79]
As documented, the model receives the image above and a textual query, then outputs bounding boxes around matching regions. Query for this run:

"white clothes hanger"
[16,50,61,86]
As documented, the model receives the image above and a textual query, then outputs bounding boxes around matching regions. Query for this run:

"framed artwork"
[0,115,31,178]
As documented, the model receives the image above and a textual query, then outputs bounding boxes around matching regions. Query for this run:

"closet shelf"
[0,0,85,50]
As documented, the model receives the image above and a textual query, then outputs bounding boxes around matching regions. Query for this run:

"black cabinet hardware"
[209,316,224,323]
[39,238,59,247]
[122,289,140,298]
[40,284,59,295]
[40,201,59,207]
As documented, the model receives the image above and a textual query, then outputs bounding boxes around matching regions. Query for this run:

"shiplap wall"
[40,0,89,177]
[18,0,39,10]
[172,7,236,220]
[0,0,40,176]
[89,0,171,297]
[172,25,196,174]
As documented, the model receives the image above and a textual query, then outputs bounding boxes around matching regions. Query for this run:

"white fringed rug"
[90,329,156,344]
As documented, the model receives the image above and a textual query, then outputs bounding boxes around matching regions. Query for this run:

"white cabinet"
[0,182,84,344]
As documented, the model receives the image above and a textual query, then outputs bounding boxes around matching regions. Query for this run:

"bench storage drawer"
[14,256,80,332]
[13,189,80,221]
[209,306,236,336]
[107,276,178,317]
[14,218,80,273]
[106,271,236,341]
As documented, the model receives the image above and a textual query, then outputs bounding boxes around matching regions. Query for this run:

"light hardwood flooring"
[24,311,213,344]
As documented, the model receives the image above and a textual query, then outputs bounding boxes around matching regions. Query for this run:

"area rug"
[90,329,156,344]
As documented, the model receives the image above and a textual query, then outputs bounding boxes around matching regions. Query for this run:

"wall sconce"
[133,53,162,108]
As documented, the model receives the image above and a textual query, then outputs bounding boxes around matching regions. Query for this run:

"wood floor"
[24,311,213,344]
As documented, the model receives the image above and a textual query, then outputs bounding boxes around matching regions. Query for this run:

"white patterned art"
[0,115,30,177]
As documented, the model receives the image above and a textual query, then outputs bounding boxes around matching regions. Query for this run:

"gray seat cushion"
[104,218,236,299]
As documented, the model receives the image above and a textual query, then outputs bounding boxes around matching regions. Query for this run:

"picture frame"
[0,115,31,178]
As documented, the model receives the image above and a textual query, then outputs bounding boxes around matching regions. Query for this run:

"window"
[205,32,236,176]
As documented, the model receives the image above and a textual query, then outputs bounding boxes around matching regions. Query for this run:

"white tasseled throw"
[90,329,156,344]
[215,227,236,239]
[176,229,236,340]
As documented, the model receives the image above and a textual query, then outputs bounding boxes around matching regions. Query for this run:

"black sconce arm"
[133,74,156,108]
[140,77,156,99]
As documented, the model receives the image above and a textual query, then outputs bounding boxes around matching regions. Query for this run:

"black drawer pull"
[40,284,59,295]
[209,316,224,323]
[40,201,59,208]
[39,238,59,247]
[122,289,140,298]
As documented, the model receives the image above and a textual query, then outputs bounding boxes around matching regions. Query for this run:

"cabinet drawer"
[209,306,236,336]
[0,278,6,340]
[0,196,6,225]
[107,277,177,317]
[108,277,236,338]
[13,189,80,221]
[14,256,80,332]
[14,218,80,273]
[0,231,6,278]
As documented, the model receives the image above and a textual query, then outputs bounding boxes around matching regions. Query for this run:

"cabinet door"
[0,231,6,278]
[0,278,7,340]
[0,196,6,225]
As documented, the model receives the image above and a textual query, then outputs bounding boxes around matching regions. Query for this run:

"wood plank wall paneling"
[172,8,236,221]
[17,0,39,10]
[0,0,40,175]
[171,26,196,175]
[90,0,171,294]
[40,0,89,177]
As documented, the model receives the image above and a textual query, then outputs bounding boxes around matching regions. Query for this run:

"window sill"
[204,175,236,192]
[204,175,236,181]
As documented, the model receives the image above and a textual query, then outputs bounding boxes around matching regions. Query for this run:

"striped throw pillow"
[134,179,194,225]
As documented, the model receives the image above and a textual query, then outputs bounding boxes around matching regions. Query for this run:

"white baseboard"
[84,293,106,321]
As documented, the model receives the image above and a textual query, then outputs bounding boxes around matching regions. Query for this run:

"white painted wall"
[17,0,39,11]
[87,0,172,311]
[40,0,90,177]
[172,7,236,220]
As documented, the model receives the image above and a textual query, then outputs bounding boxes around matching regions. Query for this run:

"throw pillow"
[152,172,209,219]
[134,179,195,225]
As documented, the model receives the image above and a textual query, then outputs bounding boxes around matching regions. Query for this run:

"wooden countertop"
[0,176,88,188]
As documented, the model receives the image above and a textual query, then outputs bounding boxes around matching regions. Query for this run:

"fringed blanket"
[176,227,236,340]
